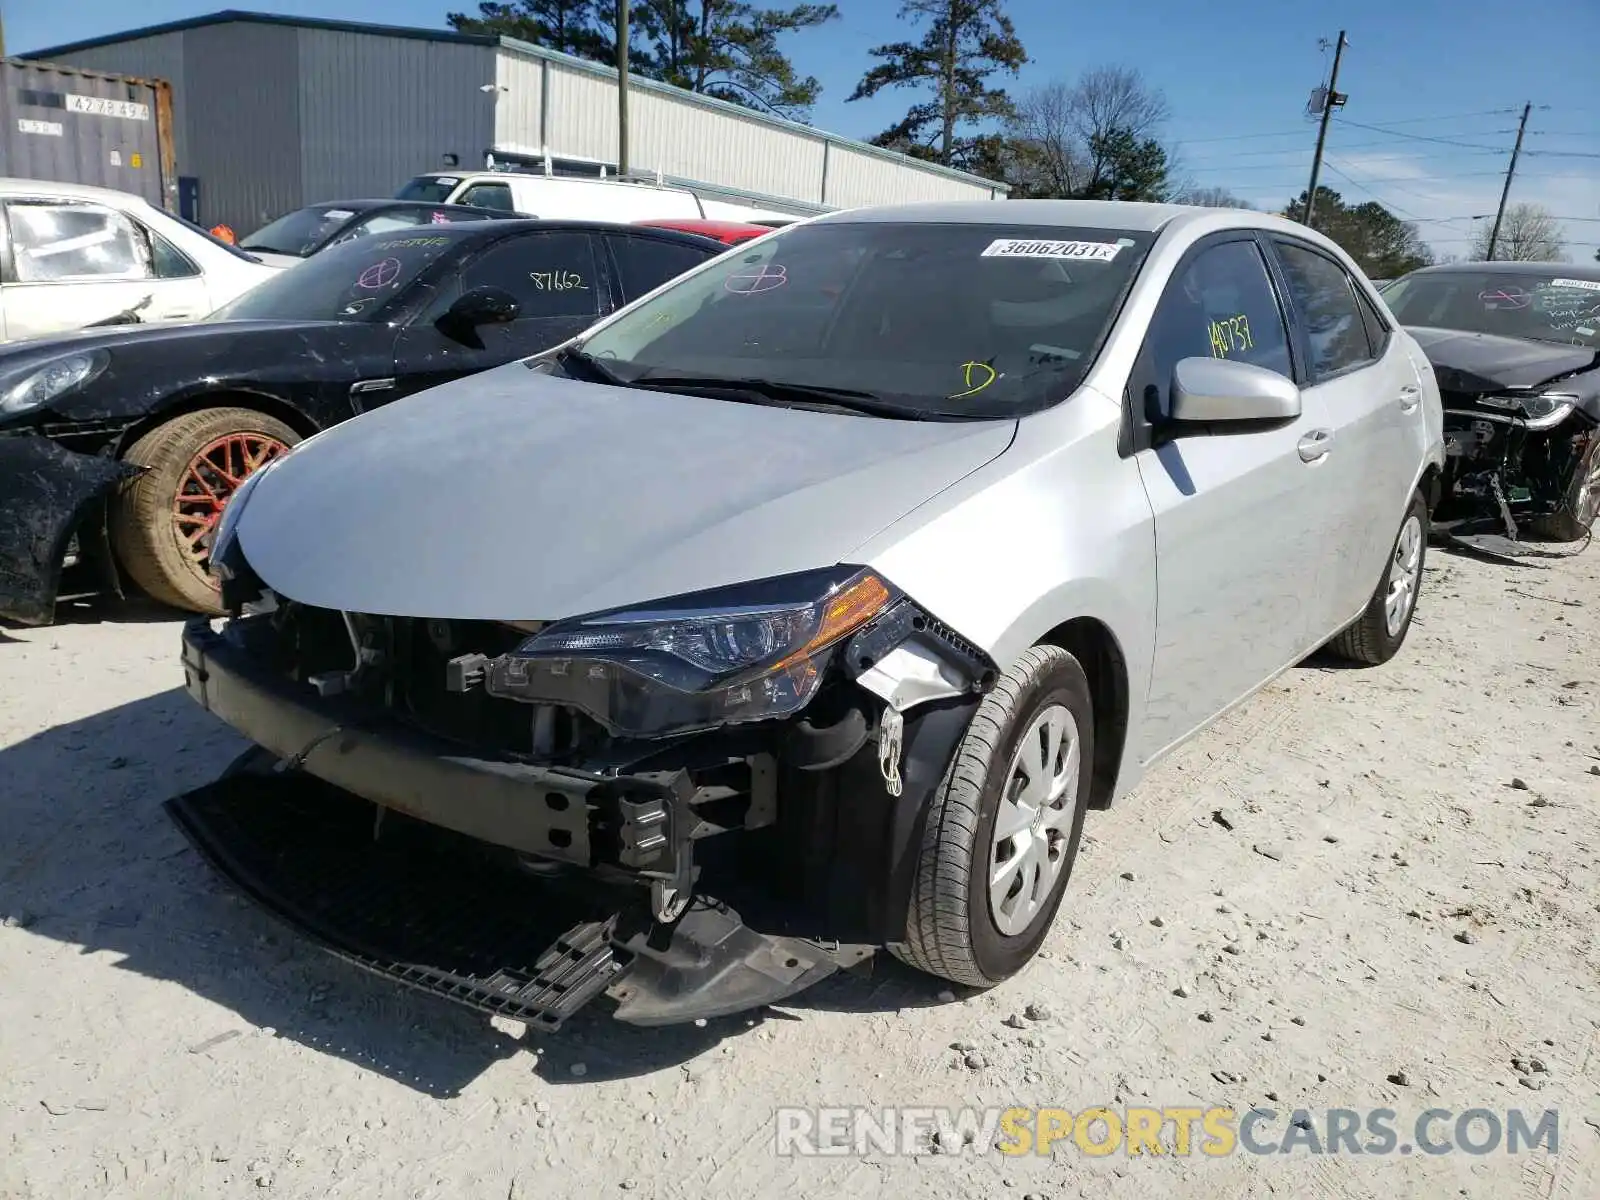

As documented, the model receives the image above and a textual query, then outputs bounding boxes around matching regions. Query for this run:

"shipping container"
[0,58,177,210]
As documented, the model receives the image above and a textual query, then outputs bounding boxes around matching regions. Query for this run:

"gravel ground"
[1,542,1597,1199]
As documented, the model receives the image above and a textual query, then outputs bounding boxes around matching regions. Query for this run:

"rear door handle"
[1398,385,1421,412]
[1297,428,1334,463]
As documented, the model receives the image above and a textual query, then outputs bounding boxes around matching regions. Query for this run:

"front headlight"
[1481,392,1577,430]
[0,351,110,416]
[481,566,896,737]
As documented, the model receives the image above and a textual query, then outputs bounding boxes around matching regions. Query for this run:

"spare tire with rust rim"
[111,407,299,613]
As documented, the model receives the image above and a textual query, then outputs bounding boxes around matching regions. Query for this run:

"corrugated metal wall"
[32,32,189,167]
[499,43,1000,209]
[181,22,301,232]
[825,144,1004,207]
[0,60,169,204]
[36,18,1005,235]
[298,29,496,204]
[493,50,545,157]
[541,64,621,165]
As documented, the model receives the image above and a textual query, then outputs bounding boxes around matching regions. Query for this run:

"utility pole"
[1302,31,1349,229]
[616,0,631,178]
[1486,102,1532,261]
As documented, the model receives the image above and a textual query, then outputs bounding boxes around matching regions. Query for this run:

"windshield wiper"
[632,373,929,420]
[555,346,628,386]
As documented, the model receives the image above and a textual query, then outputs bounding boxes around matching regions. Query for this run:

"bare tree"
[1065,65,1169,145]
[1171,184,1253,209]
[1472,203,1567,262]
[1005,66,1173,199]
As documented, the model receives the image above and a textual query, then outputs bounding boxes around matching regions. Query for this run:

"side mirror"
[443,286,522,330]
[1167,356,1301,427]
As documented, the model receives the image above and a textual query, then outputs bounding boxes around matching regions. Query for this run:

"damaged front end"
[1418,328,1600,548]
[172,554,996,1028]
[0,434,139,626]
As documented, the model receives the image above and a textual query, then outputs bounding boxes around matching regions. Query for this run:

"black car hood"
[1405,325,1599,394]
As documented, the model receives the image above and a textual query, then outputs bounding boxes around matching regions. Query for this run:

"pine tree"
[847,0,1028,170]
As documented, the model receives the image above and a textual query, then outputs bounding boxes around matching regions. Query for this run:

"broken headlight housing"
[1479,392,1578,431]
[479,566,896,737]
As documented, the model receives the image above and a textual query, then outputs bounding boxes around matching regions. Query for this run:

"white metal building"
[25,9,1009,233]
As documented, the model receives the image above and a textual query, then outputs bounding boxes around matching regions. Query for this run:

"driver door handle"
[1297,428,1334,463]
[1398,385,1421,412]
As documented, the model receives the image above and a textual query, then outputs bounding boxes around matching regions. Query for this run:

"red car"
[634,218,771,245]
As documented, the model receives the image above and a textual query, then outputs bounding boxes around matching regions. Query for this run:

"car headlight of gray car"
[477,566,898,737]
[0,350,111,417]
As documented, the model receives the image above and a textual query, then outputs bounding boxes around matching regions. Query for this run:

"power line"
[1351,108,1519,127]
[1318,160,1422,219]
[1525,149,1600,159]
[1333,118,1511,151]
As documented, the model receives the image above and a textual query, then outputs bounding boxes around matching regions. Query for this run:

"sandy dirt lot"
[2,542,1597,1200]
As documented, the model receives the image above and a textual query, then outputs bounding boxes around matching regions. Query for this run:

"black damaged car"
[0,219,724,624]
[1381,262,1600,545]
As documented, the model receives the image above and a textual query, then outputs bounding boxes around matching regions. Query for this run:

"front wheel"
[1526,429,1600,542]
[111,407,299,613]
[1326,489,1428,666]
[889,644,1094,988]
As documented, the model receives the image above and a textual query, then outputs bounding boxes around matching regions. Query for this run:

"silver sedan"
[180,199,1445,1025]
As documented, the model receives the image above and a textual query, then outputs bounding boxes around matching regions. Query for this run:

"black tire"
[889,644,1094,988]
[1525,431,1600,542]
[1327,489,1428,666]
[110,408,299,614]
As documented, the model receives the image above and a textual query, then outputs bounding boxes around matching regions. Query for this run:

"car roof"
[814,198,1207,232]
[429,217,726,248]
[306,199,490,213]
[1401,261,1600,281]
[637,218,767,235]
[0,175,151,207]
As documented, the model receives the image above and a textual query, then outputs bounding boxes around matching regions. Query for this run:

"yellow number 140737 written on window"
[1209,314,1253,358]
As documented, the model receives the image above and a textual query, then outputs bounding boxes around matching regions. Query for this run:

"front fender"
[0,436,141,625]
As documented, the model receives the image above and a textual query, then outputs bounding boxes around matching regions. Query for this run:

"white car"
[173,200,1447,1027]
[397,169,798,227]
[0,178,281,342]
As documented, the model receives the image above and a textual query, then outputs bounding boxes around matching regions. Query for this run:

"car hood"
[0,318,340,362]
[1405,325,1599,394]
[236,365,1015,621]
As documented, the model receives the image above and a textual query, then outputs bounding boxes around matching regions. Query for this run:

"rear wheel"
[1327,489,1427,666]
[889,644,1094,988]
[111,408,298,613]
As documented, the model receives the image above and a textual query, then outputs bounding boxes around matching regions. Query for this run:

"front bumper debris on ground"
[167,768,859,1028]
[0,434,138,625]
[176,616,883,1027]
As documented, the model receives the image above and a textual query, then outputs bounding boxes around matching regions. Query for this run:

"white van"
[396,171,798,228]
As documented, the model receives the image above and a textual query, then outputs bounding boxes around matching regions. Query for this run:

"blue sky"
[10,0,1599,258]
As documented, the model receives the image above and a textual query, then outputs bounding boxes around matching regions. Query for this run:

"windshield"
[397,175,462,203]
[240,205,358,256]
[572,220,1155,418]
[210,232,462,322]
[1383,270,1600,348]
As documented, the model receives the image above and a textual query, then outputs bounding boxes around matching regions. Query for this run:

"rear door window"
[606,233,720,303]
[1274,241,1378,378]
[6,200,153,281]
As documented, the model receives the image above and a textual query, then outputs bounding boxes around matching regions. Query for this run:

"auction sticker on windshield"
[1550,278,1600,293]
[981,239,1126,262]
